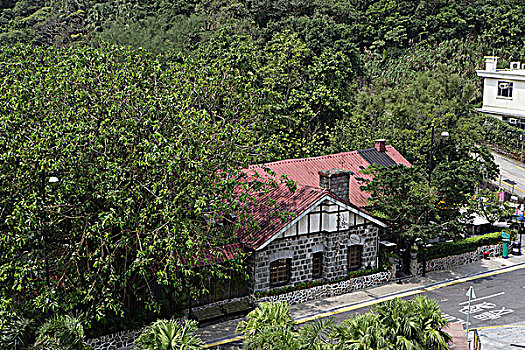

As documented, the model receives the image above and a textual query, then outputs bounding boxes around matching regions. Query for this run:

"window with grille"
[270,258,291,286]
[497,81,513,98]
[312,252,323,278]
[347,245,362,270]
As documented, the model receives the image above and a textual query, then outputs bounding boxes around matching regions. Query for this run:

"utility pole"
[520,130,525,163]
[425,119,448,277]
[428,123,435,184]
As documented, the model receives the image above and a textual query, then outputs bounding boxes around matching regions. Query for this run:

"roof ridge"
[249,149,364,169]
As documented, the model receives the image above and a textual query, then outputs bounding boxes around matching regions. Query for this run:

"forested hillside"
[2,0,525,160]
[1,0,525,339]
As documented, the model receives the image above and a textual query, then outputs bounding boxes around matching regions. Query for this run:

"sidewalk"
[476,322,525,348]
[198,253,525,346]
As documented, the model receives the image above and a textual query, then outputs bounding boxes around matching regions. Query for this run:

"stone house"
[237,140,411,292]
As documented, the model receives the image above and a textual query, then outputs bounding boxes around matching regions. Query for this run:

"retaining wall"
[87,329,142,350]
[410,243,503,276]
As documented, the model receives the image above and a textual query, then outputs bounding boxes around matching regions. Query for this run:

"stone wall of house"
[253,224,379,291]
[256,266,395,305]
[409,243,502,276]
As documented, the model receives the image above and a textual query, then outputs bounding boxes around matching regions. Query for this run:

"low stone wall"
[87,315,188,350]
[256,267,395,305]
[410,243,502,276]
[190,295,252,313]
[87,329,142,350]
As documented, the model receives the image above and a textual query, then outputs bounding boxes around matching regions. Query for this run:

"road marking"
[516,165,525,172]
[459,301,496,315]
[510,185,525,194]
[473,307,514,321]
[203,263,525,348]
[203,335,245,348]
[442,313,467,325]
[474,325,525,330]
[294,289,422,324]
[459,292,505,305]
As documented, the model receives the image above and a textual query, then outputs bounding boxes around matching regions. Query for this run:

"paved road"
[320,268,525,349]
[322,268,525,327]
[492,152,525,197]
[206,264,525,349]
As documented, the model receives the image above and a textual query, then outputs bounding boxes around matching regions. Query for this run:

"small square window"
[270,258,291,286]
[348,245,362,270]
[497,81,513,98]
[312,252,323,279]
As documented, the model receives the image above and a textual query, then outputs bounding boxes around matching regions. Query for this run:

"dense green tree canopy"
[0,44,285,333]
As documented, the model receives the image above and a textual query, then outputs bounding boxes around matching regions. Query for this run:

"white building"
[477,56,525,129]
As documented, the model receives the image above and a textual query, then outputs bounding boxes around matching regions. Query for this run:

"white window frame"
[497,81,513,98]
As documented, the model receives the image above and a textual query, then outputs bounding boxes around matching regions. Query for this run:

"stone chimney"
[484,56,498,72]
[319,169,353,202]
[374,139,386,152]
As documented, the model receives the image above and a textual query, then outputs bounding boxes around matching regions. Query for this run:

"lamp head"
[48,176,59,184]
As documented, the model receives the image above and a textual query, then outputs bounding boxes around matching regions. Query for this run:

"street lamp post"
[40,164,59,287]
[520,130,525,163]
[424,121,449,277]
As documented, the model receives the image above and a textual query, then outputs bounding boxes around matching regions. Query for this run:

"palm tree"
[238,302,336,350]
[410,296,451,350]
[373,296,450,350]
[297,317,335,350]
[0,313,34,350]
[373,298,421,349]
[134,319,204,350]
[236,302,295,338]
[33,315,88,350]
[242,324,299,350]
[237,302,299,350]
[331,313,389,350]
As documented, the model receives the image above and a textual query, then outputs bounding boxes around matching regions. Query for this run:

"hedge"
[421,232,503,261]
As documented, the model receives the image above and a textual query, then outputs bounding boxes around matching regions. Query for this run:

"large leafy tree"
[0,44,279,333]
[360,165,438,235]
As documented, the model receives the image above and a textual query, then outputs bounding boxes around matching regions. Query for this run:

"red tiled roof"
[234,144,409,250]
[248,146,410,207]
[237,184,330,249]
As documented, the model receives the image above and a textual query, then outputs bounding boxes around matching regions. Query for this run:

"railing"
[469,329,481,350]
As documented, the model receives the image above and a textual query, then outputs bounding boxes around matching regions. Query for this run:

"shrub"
[423,232,503,260]
[134,319,203,350]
